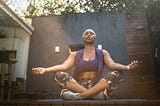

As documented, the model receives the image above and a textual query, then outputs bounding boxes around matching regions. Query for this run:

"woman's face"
[82,29,96,44]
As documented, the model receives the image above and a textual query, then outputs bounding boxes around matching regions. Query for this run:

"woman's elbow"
[108,63,116,70]
[60,66,67,72]
[60,65,71,72]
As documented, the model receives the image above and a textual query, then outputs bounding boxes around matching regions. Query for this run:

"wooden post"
[0,63,5,99]
[8,63,12,99]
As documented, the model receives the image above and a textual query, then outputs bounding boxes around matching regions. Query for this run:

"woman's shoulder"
[101,49,109,55]
[69,51,77,56]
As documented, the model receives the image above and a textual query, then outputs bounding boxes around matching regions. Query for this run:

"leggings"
[54,71,123,100]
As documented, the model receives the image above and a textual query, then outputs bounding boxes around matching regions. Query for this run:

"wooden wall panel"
[125,9,157,99]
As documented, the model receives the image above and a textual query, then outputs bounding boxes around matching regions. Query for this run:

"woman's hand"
[32,67,47,75]
[126,60,142,71]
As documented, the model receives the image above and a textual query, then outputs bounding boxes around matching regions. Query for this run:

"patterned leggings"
[54,71,123,100]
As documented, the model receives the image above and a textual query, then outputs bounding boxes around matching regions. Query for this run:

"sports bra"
[76,50,98,73]
[72,48,104,85]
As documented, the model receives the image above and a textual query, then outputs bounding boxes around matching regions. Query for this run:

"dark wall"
[26,12,129,99]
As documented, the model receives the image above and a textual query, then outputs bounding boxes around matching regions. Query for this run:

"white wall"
[0,26,30,81]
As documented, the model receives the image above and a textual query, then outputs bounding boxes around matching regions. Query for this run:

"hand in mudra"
[127,60,142,71]
[32,67,46,75]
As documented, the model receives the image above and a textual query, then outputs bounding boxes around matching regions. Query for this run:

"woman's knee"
[100,78,108,84]
[54,72,73,88]
[105,71,123,86]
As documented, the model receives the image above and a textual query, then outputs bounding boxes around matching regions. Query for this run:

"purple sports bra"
[76,50,98,73]
[72,48,105,85]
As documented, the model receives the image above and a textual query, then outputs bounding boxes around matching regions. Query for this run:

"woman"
[32,29,140,100]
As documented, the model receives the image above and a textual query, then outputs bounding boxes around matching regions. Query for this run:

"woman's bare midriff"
[78,71,97,80]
